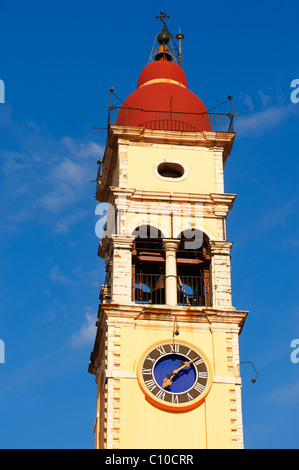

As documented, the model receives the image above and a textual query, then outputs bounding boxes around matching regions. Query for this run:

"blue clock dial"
[139,341,210,410]
[153,354,197,393]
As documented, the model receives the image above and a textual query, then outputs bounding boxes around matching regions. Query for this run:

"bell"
[155,45,172,62]
[152,275,165,291]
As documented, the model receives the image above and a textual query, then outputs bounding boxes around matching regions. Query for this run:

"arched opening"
[176,229,211,306]
[131,226,211,306]
[132,225,165,304]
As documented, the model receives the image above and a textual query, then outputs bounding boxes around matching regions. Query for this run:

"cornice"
[108,124,235,150]
[97,303,248,331]
[88,303,248,374]
[109,187,236,216]
[111,186,235,204]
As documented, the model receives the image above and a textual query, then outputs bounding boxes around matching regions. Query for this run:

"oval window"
[157,162,185,179]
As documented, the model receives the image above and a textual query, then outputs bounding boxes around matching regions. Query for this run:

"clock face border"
[136,339,213,412]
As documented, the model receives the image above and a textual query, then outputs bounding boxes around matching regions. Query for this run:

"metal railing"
[134,273,206,306]
[177,275,205,306]
[134,273,165,305]
[108,106,235,133]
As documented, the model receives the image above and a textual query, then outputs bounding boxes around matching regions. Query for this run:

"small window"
[157,162,185,179]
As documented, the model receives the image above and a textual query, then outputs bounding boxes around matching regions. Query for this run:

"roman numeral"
[142,368,152,375]
[169,343,180,353]
[156,346,166,355]
[194,358,204,366]
[155,389,166,400]
[187,393,194,401]
[146,355,156,363]
[144,379,157,392]
[172,394,179,403]
[194,382,205,393]
[197,371,208,379]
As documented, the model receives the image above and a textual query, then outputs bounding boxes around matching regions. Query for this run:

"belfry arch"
[131,225,165,304]
[131,225,211,306]
[176,229,211,307]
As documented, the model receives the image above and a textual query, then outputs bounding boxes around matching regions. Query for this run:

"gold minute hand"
[162,356,200,389]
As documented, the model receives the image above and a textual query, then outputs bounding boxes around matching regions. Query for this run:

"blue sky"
[0,0,298,449]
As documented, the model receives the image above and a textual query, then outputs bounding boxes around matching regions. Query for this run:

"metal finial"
[149,12,178,64]
[156,11,170,25]
[176,28,184,66]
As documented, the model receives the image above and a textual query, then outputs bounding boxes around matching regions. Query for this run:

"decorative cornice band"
[139,78,187,89]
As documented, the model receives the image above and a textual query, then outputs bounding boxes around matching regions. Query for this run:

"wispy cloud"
[240,92,254,112]
[36,140,102,215]
[236,197,298,247]
[269,379,299,404]
[0,343,88,402]
[53,210,89,234]
[251,197,297,234]
[61,136,102,159]
[50,265,75,285]
[258,90,273,108]
[236,103,297,137]
[0,110,104,235]
[69,308,97,348]
[237,83,298,137]
[50,265,100,287]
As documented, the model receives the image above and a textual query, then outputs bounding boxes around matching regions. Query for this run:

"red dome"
[116,59,211,132]
[137,60,188,89]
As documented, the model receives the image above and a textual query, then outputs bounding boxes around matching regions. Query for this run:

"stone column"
[162,239,180,306]
[210,241,233,308]
[111,236,135,304]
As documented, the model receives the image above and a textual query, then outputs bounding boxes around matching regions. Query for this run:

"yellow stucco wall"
[126,144,216,194]
[107,324,237,449]
[114,143,221,240]
[119,378,207,449]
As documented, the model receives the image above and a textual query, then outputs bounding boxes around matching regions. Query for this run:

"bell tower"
[89,14,248,450]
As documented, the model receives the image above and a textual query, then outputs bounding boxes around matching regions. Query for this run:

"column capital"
[162,238,180,251]
[111,235,135,250]
[210,240,233,255]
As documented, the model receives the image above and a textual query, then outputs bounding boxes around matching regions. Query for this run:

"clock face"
[137,340,212,411]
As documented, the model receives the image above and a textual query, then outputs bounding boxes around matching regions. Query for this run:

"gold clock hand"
[162,357,199,388]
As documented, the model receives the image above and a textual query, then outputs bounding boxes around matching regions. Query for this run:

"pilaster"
[213,146,224,193]
[210,241,233,308]
[111,236,135,303]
